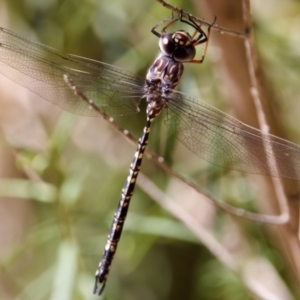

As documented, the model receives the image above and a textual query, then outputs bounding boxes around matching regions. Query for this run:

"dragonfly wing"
[0,28,144,116]
[165,90,300,180]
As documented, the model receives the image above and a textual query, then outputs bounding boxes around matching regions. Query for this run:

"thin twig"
[137,172,238,270]
[242,0,289,225]
[137,172,290,300]
[155,0,247,38]
[63,74,288,224]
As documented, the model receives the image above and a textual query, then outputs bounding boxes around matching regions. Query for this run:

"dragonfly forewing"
[0,27,144,116]
[165,90,300,180]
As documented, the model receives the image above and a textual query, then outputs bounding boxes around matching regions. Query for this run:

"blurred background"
[1,0,300,299]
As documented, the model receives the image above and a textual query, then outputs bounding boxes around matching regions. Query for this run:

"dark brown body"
[94,54,184,294]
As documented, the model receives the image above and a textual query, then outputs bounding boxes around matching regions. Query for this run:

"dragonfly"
[1,13,300,295]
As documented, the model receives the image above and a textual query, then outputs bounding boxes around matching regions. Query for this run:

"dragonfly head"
[158,30,196,63]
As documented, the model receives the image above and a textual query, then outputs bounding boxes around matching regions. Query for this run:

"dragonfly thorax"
[144,53,184,117]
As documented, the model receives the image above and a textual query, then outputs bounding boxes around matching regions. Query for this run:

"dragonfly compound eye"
[158,33,176,56]
[158,31,196,63]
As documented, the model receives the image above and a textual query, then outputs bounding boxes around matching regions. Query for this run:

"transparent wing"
[165,90,300,180]
[0,27,145,116]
